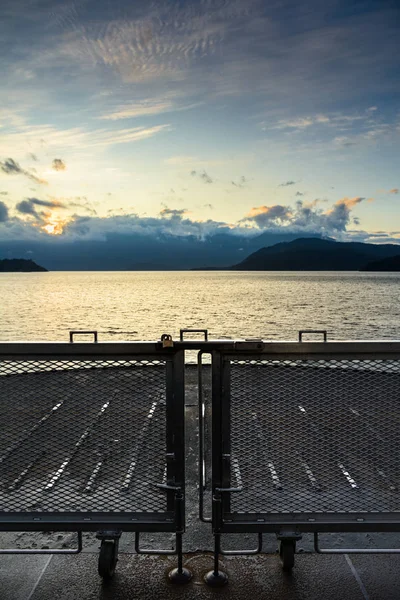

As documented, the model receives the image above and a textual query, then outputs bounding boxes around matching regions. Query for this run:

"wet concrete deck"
[2,551,400,599]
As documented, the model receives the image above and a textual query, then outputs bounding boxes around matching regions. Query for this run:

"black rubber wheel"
[279,540,295,571]
[98,540,118,580]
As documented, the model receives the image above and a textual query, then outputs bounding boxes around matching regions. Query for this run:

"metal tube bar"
[134,531,177,555]
[198,351,212,522]
[218,532,263,556]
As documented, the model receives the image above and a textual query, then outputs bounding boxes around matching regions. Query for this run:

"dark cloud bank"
[1,197,399,269]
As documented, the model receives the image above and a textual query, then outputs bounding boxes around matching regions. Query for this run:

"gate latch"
[161,334,174,348]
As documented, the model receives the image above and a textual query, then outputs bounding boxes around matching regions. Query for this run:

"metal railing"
[1,329,400,583]
[202,335,400,579]
[0,334,188,580]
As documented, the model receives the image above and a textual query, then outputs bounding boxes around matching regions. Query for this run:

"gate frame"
[206,339,400,580]
[0,339,189,580]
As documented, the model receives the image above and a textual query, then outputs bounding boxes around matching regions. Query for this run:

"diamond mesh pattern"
[0,359,168,514]
[228,358,400,515]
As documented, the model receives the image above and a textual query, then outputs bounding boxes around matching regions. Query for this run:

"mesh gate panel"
[228,358,400,515]
[0,359,168,514]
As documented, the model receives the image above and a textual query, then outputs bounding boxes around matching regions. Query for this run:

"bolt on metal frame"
[0,332,189,582]
[201,332,400,582]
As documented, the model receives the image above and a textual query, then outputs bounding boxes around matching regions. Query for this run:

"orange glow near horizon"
[41,214,71,235]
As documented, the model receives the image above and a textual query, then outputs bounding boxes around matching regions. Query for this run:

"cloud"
[28,153,38,161]
[52,158,66,171]
[295,191,304,197]
[191,170,213,184]
[333,136,356,147]
[0,201,9,222]
[50,195,97,215]
[278,180,296,187]
[0,191,8,195]
[242,196,367,233]
[0,158,48,185]
[389,188,399,194]
[232,176,248,188]
[15,197,66,221]
[245,205,291,227]
[99,101,174,121]
[1,124,171,154]
[98,98,201,121]
[334,196,365,209]
[159,207,188,218]
[0,195,394,247]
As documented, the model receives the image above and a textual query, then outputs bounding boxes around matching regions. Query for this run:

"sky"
[0,0,399,251]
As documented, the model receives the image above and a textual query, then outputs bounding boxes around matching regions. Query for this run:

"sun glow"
[42,215,70,235]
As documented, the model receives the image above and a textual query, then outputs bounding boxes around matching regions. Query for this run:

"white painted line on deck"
[296,452,320,490]
[26,555,53,600]
[345,554,370,600]
[83,459,103,493]
[268,462,282,489]
[232,457,243,488]
[122,401,158,491]
[338,463,358,489]
[45,401,110,490]
[376,468,397,492]
[8,453,44,491]
[349,407,384,442]
[0,400,65,465]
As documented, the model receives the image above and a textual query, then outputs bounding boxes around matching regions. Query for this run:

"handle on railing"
[180,329,208,341]
[69,330,98,343]
[298,330,327,342]
[198,350,211,523]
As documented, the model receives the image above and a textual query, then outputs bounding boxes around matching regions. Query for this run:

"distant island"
[0,258,48,272]
[194,238,400,271]
[361,255,400,272]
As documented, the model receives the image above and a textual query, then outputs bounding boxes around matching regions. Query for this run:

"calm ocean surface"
[1,271,400,342]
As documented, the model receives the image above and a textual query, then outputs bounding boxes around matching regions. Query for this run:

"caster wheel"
[98,539,118,580]
[279,540,295,572]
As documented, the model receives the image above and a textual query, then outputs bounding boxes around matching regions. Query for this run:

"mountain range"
[229,238,400,271]
[2,236,400,272]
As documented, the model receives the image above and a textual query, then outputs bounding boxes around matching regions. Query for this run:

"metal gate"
[0,333,188,580]
[206,334,400,577]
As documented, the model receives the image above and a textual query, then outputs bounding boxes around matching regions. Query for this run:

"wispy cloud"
[191,170,213,184]
[98,97,201,121]
[1,123,171,154]
[160,207,189,218]
[232,176,248,188]
[52,158,66,171]
[389,188,399,194]
[99,101,174,121]
[278,180,296,187]
[0,158,48,185]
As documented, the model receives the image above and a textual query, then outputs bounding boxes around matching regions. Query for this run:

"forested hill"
[0,259,48,272]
